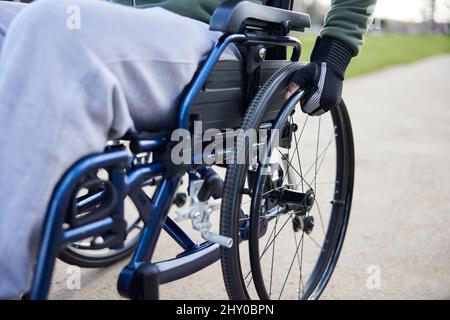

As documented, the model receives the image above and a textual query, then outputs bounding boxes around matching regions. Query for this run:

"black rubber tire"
[58,239,138,268]
[220,62,354,300]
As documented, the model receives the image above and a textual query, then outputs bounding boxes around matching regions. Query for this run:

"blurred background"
[292,0,450,76]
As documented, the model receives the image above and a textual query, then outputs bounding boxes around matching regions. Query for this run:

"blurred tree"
[431,0,436,19]
[294,0,328,27]
[430,0,438,31]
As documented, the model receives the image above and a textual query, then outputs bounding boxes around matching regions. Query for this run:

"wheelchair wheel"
[58,180,146,268]
[220,63,354,300]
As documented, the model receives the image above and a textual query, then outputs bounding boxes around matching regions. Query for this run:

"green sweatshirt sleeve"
[320,0,377,56]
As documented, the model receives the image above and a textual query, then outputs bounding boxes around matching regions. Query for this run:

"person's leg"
[0,1,27,51]
[0,0,234,298]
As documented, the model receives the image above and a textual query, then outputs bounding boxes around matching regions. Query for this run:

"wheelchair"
[27,0,354,300]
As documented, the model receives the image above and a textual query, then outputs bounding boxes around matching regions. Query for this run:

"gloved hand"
[285,36,354,116]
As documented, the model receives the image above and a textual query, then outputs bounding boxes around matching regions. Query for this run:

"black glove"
[287,36,353,116]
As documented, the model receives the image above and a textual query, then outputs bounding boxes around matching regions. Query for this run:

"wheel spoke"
[299,232,305,298]
[244,210,280,286]
[306,233,323,250]
[302,130,336,184]
[259,212,295,260]
[278,230,305,299]
[292,121,305,192]
[313,198,326,235]
[294,231,305,299]
[269,216,279,297]
[313,117,321,196]
[275,148,313,192]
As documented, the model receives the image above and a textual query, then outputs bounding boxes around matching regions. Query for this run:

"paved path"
[50,54,450,300]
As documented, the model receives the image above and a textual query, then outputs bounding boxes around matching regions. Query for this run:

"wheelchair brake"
[174,178,233,248]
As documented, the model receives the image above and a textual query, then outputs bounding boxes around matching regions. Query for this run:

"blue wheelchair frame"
[27,31,303,300]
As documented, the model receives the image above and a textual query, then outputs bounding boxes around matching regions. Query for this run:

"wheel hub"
[269,187,315,216]
[293,215,315,234]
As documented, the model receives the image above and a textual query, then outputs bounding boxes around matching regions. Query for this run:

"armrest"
[209,0,311,34]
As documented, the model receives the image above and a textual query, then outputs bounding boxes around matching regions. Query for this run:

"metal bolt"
[258,47,266,60]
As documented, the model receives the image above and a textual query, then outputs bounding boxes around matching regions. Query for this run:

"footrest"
[129,263,160,300]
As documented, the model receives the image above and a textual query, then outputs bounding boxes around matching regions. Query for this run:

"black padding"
[189,59,290,131]
[210,0,310,34]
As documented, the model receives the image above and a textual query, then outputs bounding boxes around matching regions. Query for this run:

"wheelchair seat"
[210,0,311,34]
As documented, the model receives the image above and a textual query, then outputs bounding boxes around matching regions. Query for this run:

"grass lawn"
[292,34,450,78]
